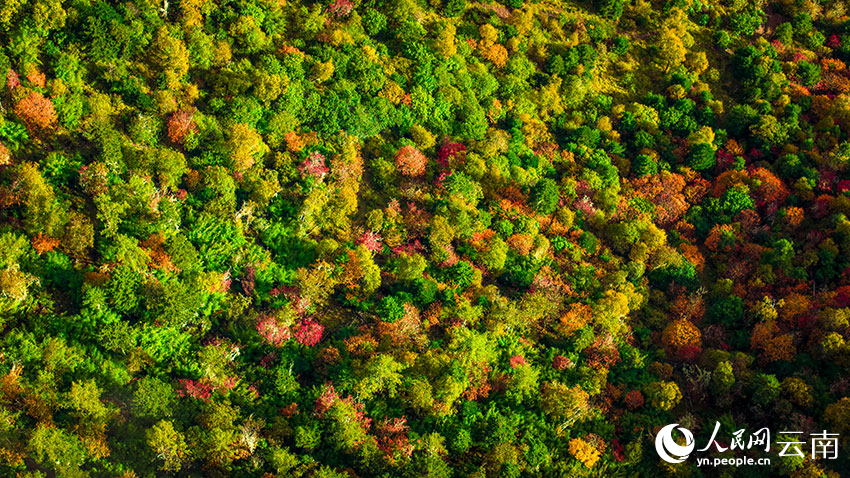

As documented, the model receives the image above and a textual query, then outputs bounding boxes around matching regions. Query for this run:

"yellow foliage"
[662,319,701,350]
[569,437,600,468]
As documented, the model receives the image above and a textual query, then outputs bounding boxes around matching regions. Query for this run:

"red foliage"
[176,379,214,401]
[358,230,383,252]
[295,319,324,346]
[6,69,19,90]
[328,0,353,18]
[552,355,573,370]
[376,418,414,462]
[436,141,466,169]
[392,239,425,257]
[300,151,329,181]
[573,196,597,217]
[395,145,427,177]
[509,355,528,369]
[257,315,291,347]
[624,390,644,410]
[14,91,57,131]
[314,384,340,417]
[167,110,198,145]
[828,35,842,48]
[314,383,371,432]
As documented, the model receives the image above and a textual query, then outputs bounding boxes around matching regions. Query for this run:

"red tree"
[14,92,57,131]
[395,145,427,177]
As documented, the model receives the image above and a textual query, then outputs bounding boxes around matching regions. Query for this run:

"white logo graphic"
[656,424,696,463]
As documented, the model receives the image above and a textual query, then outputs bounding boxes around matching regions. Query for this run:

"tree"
[687,143,716,171]
[67,379,110,422]
[147,420,189,472]
[355,354,405,400]
[167,109,198,145]
[645,381,682,411]
[15,162,67,237]
[632,154,657,177]
[540,382,590,426]
[227,123,268,171]
[14,91,57,131]
[395,145,427,177]
[29,424,87,474]
[569,437,601,468]
[532,178,559,215]
[134,376,177,419]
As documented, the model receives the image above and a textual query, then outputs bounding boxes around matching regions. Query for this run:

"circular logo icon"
[655,424,695,464]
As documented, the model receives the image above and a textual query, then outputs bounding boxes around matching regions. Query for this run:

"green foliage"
[0,1,847,476]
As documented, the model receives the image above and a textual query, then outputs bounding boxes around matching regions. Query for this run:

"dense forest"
[1,0,850,476]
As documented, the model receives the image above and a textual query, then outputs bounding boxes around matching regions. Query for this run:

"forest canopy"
[1,0,850,477]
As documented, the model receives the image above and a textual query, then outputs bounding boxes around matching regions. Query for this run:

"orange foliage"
[488,98,503,123]
[317,346,341,369]
[559,303,592,336]
[23,393,53,423]
[781,293,812,323]
[507,234,534,255]
[279,45,304,56]
[547,218,572,235]
[750,168,789,205]
[76,425,111,459]
[569,437,601,468]
[479,42,508,68]
[822,73,850,94]
[751,320,795,363]
[26,68,46,88]
[737,209,762,231]
[377,304,422,346]
[471,229,497,252]
[0,365,22,400]
[724,139,744,156]
[821,58,846,71]
[788,83,811,97]
[0,142,9,166]
[704,224,737,252]
[141,234,178,272]
[395,145,427,177]
[661,319,701,350]
[422,302,443,328]
[167,110,198,145]
[631,172,688,226]
[678,243,705,271]
[344,330,378,357]
[463,365,492,401]
[784,206,805,227]
[674,220,697,242]
[14,91,57,131]
[0,447,23,466]
[683,177,710,204]
[31,233,60,254]
[670,293,706,322]
[712,169,748,197]
[284,132,305,152]
[185,169,200,190]
[84,271,110,287]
